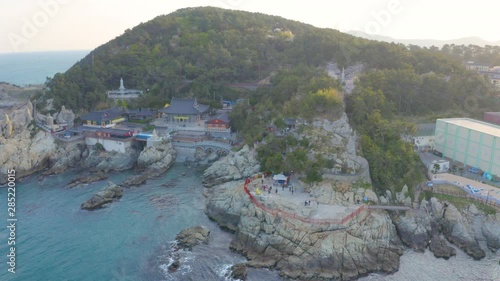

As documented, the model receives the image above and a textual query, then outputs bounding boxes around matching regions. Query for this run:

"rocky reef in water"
[81,181,123,210]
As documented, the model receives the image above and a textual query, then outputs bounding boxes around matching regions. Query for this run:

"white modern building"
[434,118,500,176]
[430,159,450,173]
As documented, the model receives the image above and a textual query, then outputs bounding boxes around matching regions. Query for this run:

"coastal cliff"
[202,145,260,188]
[0,101,176,185]
[0,102,56,183]
[205,180,404,280]
[304,113,371,183]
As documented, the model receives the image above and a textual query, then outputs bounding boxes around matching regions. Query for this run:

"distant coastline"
[0,50,90,86]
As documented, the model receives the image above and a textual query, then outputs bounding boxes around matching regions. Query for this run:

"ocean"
[0,50,89,86]
[0,165,498,281]
[0,165,281,281]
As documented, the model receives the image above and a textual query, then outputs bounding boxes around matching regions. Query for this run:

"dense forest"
[40,7,500,193]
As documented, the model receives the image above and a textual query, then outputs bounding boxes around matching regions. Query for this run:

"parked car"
[469,167,479,174]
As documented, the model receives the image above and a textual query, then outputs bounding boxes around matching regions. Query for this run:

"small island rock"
[81,181,122,210]
[175,226,210,250]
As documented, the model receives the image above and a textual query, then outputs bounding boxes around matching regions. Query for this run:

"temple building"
[107,78,143,99]
[81,108,126,128]
[205,113,230,131]
[159,98,209,123]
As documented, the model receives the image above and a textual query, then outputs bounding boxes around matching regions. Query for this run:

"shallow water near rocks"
[0,164,497,281]
[0,165,280,281]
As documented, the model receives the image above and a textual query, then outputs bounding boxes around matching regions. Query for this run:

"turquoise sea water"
[0,166,281,281]
[0,50,89,86]
[0,165,498,281]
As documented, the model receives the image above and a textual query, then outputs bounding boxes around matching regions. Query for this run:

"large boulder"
[121,138,176,187]
[175,226,210,250]
[392,211,432,251]
[429,234,456,259]
[81,182,123,210]
[230,263,247,280]
[136,138,176,170]
[82,146,140,172]
[53,105,75,127]
[442,204,485,260]
[481,214,500,251]
[203,145,260,187]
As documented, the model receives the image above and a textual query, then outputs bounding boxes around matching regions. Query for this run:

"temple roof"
[159,98,209,115]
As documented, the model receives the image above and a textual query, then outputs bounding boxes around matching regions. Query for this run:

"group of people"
[262,185,279,194]
[304,200,312,206]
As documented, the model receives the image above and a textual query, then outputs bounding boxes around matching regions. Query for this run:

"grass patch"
[429,193,498,215]
[434,184,468,195]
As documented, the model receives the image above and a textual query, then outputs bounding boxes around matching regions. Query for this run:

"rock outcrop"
[230,263,247,280]
[391,197,499,260]
[82,146,140,172]
[80,181,123,210]
[429,235,456,259]
[304,114,371,183]
[121,138,176,187]
[308,180,379,205]
[202,145,260,188]
[53,105,75,127]
[67,172,108,188]
[0,130,57,183]
[45,142,86,175]
[175,226,210,250]
[205,180,247,232]
[206,182,404,280]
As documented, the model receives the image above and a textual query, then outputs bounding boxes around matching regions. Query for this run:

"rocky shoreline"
[0,102,178,186]
[201,147,500,280]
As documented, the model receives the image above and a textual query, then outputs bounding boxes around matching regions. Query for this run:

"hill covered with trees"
[41,7,500,193]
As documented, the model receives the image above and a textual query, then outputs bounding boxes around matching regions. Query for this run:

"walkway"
[432,173,500,206]
[172,140,231,152]
[243,175,368,226]
[368,205,412,211]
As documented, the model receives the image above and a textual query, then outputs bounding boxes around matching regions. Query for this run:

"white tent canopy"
[273,174,287,181]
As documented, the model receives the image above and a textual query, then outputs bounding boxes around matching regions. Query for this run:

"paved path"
[433,173,500,204]
[247,176,364,221]
[368,205,412,211]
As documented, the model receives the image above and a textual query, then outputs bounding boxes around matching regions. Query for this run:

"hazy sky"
[1,0,500,53]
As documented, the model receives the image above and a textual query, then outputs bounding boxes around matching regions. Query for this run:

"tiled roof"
[159,98,209,115]
[127,108,156,116]
[81,108,125,122]
[206,113,230,124]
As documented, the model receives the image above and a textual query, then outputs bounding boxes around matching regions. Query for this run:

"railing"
[243,176,368,225]
[172,140,231,151]
[422,184,500,211]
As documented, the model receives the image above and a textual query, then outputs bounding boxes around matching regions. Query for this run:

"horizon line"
[0,49,92,55]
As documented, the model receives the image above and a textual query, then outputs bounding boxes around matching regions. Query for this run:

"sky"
[1,0,500,53]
